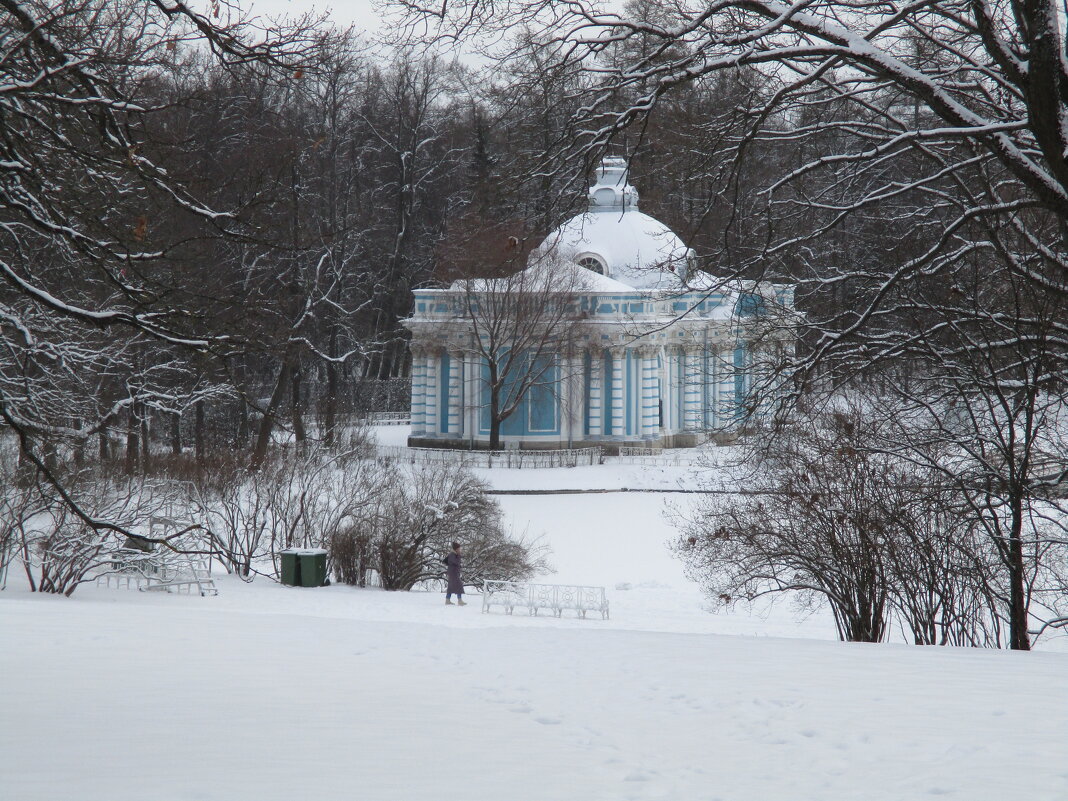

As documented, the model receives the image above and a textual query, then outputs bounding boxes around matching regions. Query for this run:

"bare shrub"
[187,442,383,579]
[673,399,998,644]
[13,470,185,596]
[329,524,373,587]
[329,462,549,591]
[2,481,50,592]
[177,440,548,589]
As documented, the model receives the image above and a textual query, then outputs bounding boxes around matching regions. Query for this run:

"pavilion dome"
[535,157,694,291]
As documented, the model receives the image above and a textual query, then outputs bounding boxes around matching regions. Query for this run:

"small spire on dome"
[588,156,639,212]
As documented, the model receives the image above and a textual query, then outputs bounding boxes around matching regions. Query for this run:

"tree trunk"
[291,362,306,443]
[15,438,35,486]
[170,410,182,455]
[194,399,206,462]
[98,431,109,461]
[324,328,338,446]
[140,405,151,471]
[251,355,295,469]
[236,398,250,449]
[125,408,139,475]
[1008,494,1031,650]
[72,419,84,468]
[489,383,502,450]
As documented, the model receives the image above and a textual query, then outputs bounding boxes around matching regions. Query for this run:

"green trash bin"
[279,549,301,586]
[299,548,328,587]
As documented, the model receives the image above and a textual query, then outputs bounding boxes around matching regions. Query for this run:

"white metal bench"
[96,549,217,597]
[482,580,609,620]
[140,579,216,595]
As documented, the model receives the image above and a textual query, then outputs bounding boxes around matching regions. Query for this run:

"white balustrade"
[373,445,603,469]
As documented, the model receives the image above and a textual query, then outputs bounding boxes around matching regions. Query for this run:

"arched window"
[577,255,605,275]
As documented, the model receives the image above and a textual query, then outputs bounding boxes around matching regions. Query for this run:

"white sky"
[238,0,383,34]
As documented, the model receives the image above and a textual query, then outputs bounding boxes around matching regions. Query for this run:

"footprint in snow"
[509,705,532,714]
[535,716,562,725]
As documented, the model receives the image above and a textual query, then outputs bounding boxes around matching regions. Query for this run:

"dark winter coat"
[445,551,463,595]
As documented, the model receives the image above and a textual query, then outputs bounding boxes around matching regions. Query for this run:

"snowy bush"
[329,462,548,591]
[8,470,188,596]
[673,400,1035,646]
[329,524,373,586]
[187,444,382,579]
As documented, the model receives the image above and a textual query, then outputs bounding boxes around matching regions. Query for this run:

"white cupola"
[535,156,694,290]
[587,156,639,211]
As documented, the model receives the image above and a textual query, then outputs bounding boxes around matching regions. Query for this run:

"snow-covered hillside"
[2,433,1066,800]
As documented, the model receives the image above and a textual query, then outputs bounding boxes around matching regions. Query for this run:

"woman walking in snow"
[444,541,465,605]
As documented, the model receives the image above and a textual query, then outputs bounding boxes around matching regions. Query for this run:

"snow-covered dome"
[535,157,694,291]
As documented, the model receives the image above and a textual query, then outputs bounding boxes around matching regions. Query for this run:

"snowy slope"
[2,431,1066,800]
[2,587,1066,801]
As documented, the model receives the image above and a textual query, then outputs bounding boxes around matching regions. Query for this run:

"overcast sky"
[240,0,383,34]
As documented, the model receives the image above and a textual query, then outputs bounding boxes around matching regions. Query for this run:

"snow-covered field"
[2,428,1067,800]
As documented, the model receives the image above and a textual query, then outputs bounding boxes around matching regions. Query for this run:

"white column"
[640,347,660,439]
[464,350,479,444]
[750,343,767,419]
[587,349,603,438]
[446,349,463,437]
[409,346,427,435]
[609,348,625,438]
[666,346,674,433]
[706,345,719,430]
[716,345,735,429]
[423,349,440,435]
[663,347,676,432]
[559,353,576,447]
[683,346,702,431]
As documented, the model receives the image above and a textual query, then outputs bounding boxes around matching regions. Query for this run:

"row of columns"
[410,345,467,438]
[410,341,740,442]
[585,345,710,438]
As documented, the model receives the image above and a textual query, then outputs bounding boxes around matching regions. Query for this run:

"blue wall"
[440,351,451,433]
[478,352,560,436]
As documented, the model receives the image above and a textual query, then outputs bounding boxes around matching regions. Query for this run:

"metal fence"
[373,444,603,469]
[351,377,412,415]
[608,447,705,467]
[361,412,411,426]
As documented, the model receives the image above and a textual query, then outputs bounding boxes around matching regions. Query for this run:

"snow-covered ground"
[3,427,1067,800]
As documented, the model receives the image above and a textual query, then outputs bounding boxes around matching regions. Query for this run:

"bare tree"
[391,0,1068,396]
[13,469,190,596]
[423,224,594,449]
[0,0,321,538]
[395,0,1068,650]
[188,442,378,579]
[868,270,1068,649]
[675,401,907,643]
[675,389,1067,647]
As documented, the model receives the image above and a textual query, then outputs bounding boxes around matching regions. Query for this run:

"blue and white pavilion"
[404,158,794,450]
